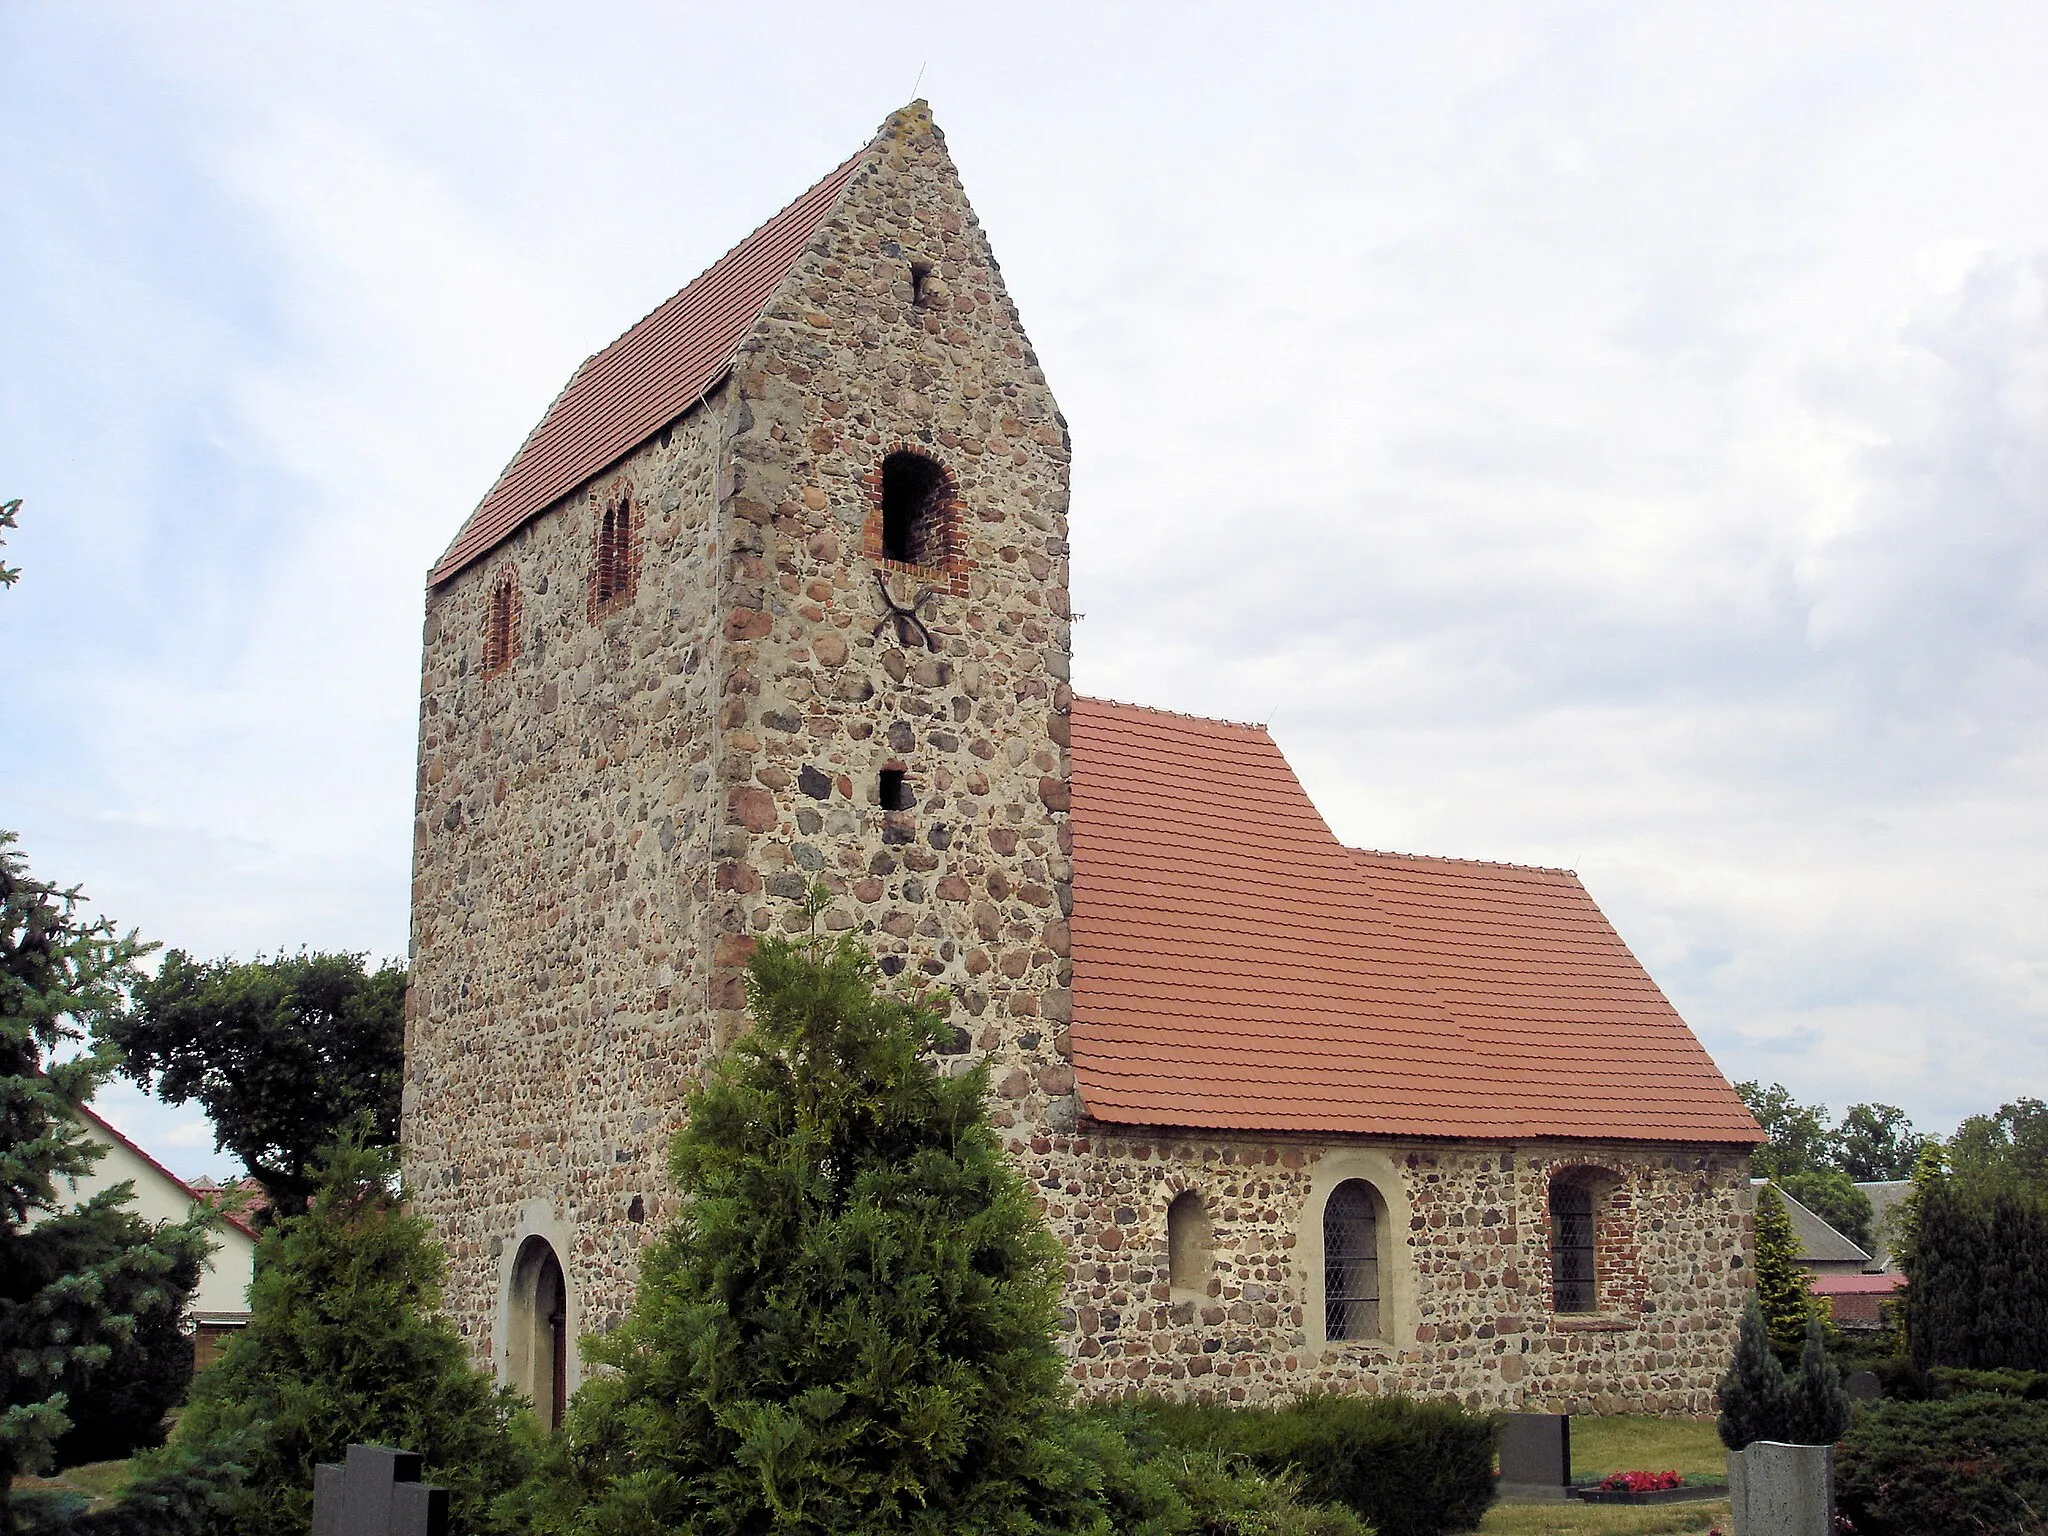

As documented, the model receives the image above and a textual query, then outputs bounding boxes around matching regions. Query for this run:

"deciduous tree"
[1735,1081,1834,1180]
[1834,1102,1930,1182]
[1779,1168,1874,1252]
[1948,1098,2048,1200]
[102,950,405,1217]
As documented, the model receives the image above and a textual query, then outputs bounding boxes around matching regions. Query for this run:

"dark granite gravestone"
[311,1444,449,1536]
[1497,1413,1572,1502]
[1846,1370,1883,1403]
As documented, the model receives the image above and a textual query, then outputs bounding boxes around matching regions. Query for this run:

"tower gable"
[699,103,1076,1107]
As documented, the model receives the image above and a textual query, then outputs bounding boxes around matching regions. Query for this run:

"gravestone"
[1728,1440,1833,1536]
[1497,1413,1571,1502]
[1845,1369,1882,1403]
[311,1443,449,1536]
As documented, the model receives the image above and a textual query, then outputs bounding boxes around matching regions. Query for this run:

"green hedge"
[1837,1395,2048,1536]
[1928,1366,2048,1401]
[1118,1393,1494,1536]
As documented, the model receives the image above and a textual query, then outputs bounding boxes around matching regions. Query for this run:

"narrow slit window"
[910,262,932,306]
[591,496,635,617]
[879,451,949,567]
[1551,1181,1597,1313]
[483,576,518,676]
[1167,1190,1213,1300]
[879,769,912,811]
[1323,1180,1381,1341]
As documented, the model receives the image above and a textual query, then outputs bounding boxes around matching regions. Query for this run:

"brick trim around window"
[588,490,639,621]
[482,571,522,677]
[860,445,969,596]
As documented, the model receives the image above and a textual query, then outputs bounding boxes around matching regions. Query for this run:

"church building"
[403,103,1764,1427]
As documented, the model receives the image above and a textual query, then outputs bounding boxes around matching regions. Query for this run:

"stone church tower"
[410,103,1764,1421]
[406,103,1076,1422]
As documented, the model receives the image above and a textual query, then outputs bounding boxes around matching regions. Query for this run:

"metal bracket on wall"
[873,568,940,651]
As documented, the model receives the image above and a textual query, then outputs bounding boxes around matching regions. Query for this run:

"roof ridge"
[1075,694,1268,733]
[72,1100,261,1240]
[1350,846,1579,878]
[574,139,872,369]
[427,126,878,586]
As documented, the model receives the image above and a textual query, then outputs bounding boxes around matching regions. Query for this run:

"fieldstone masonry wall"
[407,399,731,1379]
[1017,1133,1751,1412]
[406,102,1751,1416]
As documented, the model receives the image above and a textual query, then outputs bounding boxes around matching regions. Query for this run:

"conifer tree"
[1717,1298,1795,1451]
[1902,1147,1990,1371]
[166,1130,533,1536]
[1753,1183,1814,1365]
[547,905,1104,1535]
[0,833,212,1532]
[1786,1313,1851,1446]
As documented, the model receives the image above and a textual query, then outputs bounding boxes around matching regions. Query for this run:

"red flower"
[1597,1469,1683,1492]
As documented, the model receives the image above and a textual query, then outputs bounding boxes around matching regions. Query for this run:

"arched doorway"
[507,1237,569,1431]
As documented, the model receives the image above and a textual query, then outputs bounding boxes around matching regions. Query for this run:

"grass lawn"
[1478,1417,1731,1535]
[1480,1499,1730,1536]
[11,1458,137,1511]
[1567,1417,1726,1483]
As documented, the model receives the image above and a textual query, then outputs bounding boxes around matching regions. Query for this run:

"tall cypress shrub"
[1718,1298,1795,1450]
[1977,1195,2048,1371]
[544,916,1103,1535]
[1754,1183,1814,1365]
[1787,1314,1852,1446]
[1905,1158,2048,1371]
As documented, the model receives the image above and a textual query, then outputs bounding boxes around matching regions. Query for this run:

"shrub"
[1076,1413,1371,1536]
[1788,1313,1852,1445]
[538,918,1105,1534]
[15,1447,251,1535]
[1719,1302,1849,1449]
[1929,1366,2048,1401]
[1123,1392,1492,1536]
[1717,1298,1794,1450]
[160,1130,533,1535]
[1836,1395,2048,1535]
[1904,1160,2048,1372]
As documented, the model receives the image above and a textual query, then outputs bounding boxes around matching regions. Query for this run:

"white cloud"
[3,0,2047,1161]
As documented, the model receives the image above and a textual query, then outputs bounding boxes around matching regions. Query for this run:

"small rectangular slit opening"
[879,769,912,811]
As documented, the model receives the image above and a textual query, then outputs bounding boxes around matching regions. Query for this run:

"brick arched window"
[482,574,520,677]
[1550,1177,1598,1313]
[1323,1179,1383,1341]
[1167,1189,1213,1301]
[589,495,636,619]
[862,447,968,594]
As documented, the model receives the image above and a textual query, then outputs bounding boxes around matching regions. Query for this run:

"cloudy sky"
[5,4,2045,1179]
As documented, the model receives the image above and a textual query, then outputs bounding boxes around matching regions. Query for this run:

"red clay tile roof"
[427,145,868,587]
[1067,697,1763,1145]
[1808,1273,1903,1295]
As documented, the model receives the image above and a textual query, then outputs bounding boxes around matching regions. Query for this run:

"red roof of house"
[427,143,868,586]
[1808,1273,1905,1295]
[1067,697,1763,1144]
[75,1102,261,1240]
